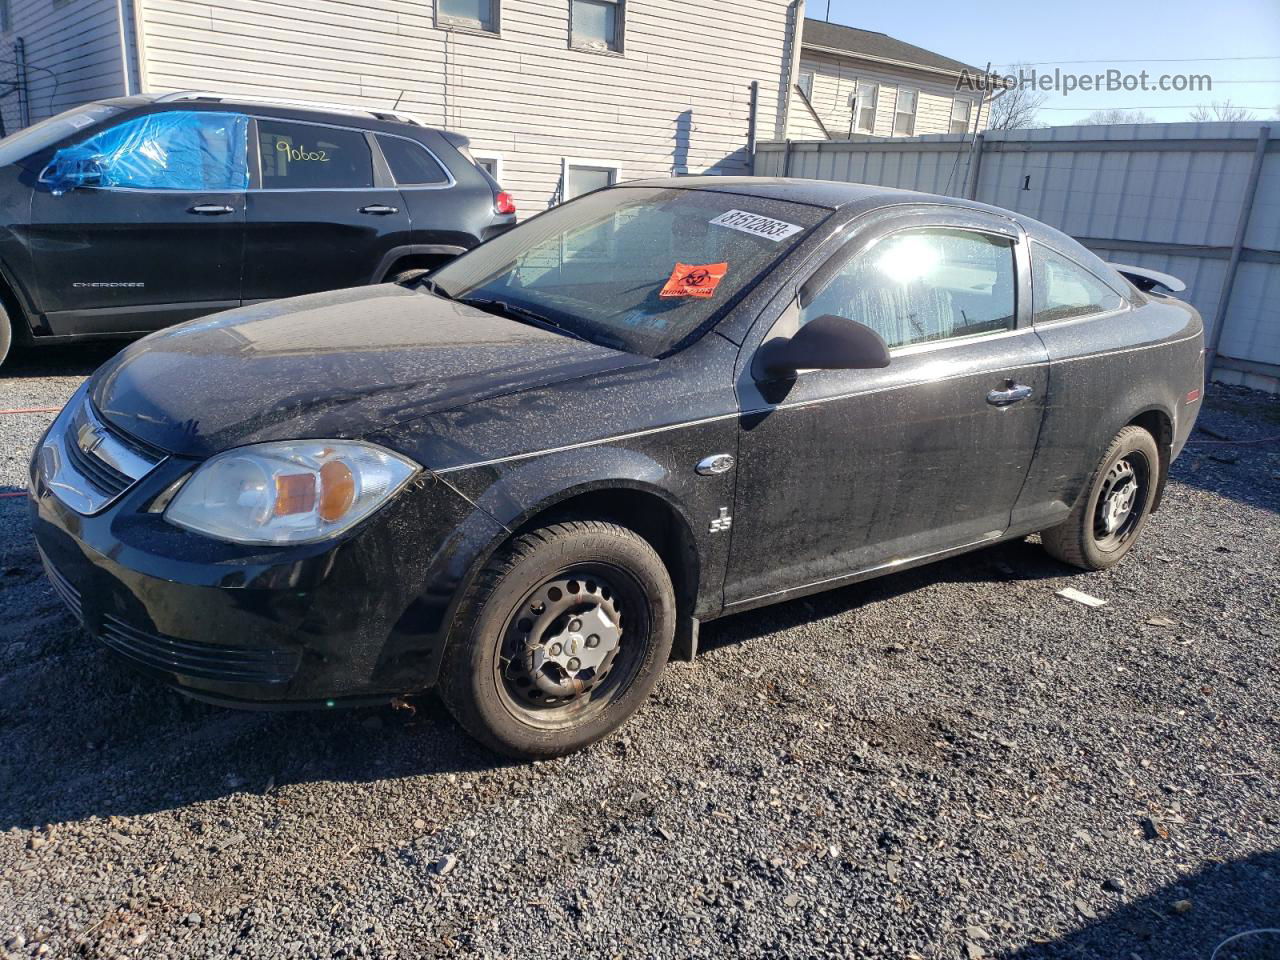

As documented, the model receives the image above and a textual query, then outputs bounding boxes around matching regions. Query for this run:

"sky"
[815,0,1280,124]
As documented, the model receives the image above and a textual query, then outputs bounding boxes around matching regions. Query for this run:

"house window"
[571,0,623,53]
[893,88,917,136]
[564,161,618,199]
[798,70,814,100]
[950,98,973,135]
[852,81,878,135]
[437,0,498,33]
[474,154,503,183]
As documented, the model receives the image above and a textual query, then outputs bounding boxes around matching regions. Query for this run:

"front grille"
[99,613,301,685]
[39,551,83,622]
[38,396,165,515]
[64,428,133,498]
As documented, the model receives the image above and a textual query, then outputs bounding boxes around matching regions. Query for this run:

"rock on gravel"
[1,353,1277,960]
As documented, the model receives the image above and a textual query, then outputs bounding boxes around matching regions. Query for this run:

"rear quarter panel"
[1013,295,1203,529]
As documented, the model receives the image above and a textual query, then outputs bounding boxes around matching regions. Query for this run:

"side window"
[49,111,248,190]
[1032,244,1125,323]
[801,227,1017,349]
[258,120,373,190]
[376,135,449,186]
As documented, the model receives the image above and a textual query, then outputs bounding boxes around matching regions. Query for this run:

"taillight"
[495,191,516,216]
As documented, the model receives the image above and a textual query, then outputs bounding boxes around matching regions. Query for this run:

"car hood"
[90,284,649,458]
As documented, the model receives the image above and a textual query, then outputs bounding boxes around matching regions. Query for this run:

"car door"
[242,117,413,302]
[28,109,247,335]
[724,211,1049,608]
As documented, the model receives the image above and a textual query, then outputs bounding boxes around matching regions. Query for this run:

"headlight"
[165,441,419,545]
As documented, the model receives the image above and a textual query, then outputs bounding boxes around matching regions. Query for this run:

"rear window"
[377,135,450,185]
[258,119,373,189]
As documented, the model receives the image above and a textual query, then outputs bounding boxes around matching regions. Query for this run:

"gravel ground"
[0,345,1277,960]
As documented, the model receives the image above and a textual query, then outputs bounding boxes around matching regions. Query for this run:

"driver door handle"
[987,382,1034,407]
[188,203,235,215]
[359,204,399,215]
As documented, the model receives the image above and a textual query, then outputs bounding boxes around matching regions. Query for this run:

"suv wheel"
[1040,425,1159,570]
[388,268,431,287]
[0,302,12,369]
[438,520,675,758]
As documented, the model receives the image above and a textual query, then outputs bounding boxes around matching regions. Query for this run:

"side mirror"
[41,149,104,196]
[757,314,891,379]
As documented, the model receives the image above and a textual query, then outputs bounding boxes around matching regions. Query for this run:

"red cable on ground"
[0,406,61,415]
[0,491,28,498]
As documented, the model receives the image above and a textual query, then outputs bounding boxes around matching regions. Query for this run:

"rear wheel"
[438,520,675,758]
[1040,425,1159,570]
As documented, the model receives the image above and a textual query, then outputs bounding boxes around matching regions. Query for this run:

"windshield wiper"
[457,296,590,343]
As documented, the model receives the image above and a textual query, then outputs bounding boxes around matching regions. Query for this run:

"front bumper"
[29,396,504,707]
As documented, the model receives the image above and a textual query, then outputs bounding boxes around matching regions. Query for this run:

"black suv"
[0,92,517,366]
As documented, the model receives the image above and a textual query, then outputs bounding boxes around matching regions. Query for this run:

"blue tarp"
[46,111,248,193]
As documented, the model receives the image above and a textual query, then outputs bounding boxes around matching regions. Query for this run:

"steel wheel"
[493,563,649,731]
[1092,451,1150,551]
[1041,425,1161,571]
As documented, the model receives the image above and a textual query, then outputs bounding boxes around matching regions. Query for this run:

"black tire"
[0,301,11,370]
[1040,425,1159,570]
[388,268,431,286]
[438,520,675,759]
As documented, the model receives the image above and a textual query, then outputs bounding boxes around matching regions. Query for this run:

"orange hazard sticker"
[660,262,728,298]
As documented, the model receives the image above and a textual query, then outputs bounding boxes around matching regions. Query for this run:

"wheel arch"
[371,244,469,284]
[425,474,708,685]
[504,481,703,624]
[0,257,39,344]
[1127,405,1174,512]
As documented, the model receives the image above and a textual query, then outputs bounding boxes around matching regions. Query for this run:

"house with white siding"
[786,18,990,141]
[0,0,806,209]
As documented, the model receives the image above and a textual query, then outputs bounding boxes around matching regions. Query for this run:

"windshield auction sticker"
[709,209,803,242]
[660,262,729,298]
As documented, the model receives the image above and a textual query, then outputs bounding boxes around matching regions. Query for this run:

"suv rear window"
[258,119,373,189]
[377,135,449,186]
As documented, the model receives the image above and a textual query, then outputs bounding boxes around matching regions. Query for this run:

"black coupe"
[29,178,1204,758]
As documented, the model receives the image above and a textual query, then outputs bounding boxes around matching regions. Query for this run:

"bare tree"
[985,65,1047,130]
[1075,108,1156,125]
[1189,100,1258,122]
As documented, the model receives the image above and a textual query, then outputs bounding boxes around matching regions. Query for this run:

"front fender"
[441,438,734,618]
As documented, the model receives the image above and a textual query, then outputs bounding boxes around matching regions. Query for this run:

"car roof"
[118,91,450,136]
[629,175,1095,247]
[627,176,917,210]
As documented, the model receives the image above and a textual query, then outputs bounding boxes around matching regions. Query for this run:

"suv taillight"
[495,191,516,216]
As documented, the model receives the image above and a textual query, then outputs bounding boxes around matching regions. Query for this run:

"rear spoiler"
[1109,263,1187,294]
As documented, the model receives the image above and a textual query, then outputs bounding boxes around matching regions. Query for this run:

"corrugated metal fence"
[754,122,1280,392]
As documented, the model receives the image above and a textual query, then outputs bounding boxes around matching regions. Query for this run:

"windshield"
[0,103,124,168]
[431,187,828,357]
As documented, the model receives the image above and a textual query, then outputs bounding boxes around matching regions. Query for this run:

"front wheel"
[1040,425,1159,570]
[438,520,675,758]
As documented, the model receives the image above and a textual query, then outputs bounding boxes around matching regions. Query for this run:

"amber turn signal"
[319,460,356,522]
[275,473,317,516]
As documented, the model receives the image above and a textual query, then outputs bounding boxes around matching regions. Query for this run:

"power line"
[1037,104,1276,111]
[995,55,1280,66]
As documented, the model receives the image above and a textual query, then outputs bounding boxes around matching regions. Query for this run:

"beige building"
[786,18,990,141]
[1,0,805,210]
